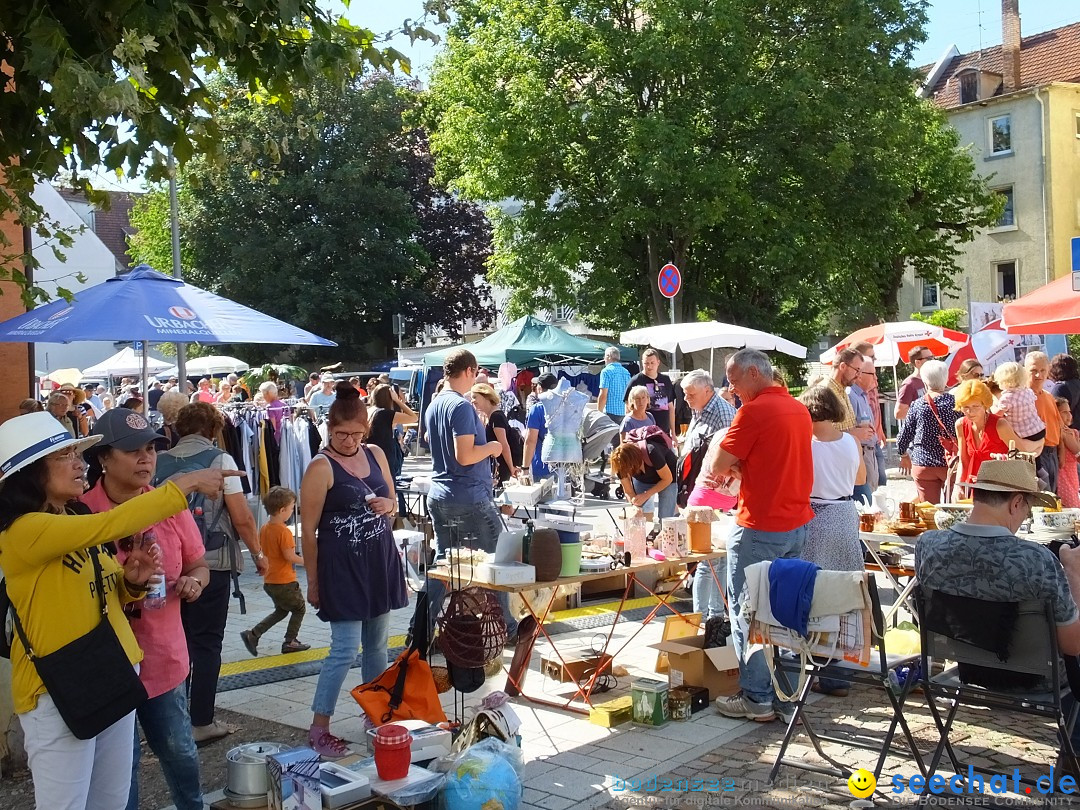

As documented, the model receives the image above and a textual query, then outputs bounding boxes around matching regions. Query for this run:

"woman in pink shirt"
[81,409,210,810]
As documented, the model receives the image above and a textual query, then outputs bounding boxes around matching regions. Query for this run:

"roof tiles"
[926,20,1080,108]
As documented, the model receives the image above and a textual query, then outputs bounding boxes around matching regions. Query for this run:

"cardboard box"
[320,762,371,809]
[589,695,633,727]
[267,747,322,810]
[650,635,740,701]
[474,561,536,585]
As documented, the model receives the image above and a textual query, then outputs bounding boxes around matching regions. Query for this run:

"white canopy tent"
[620,321,807,375]
[159,355,249,377]
[82,347,172,379]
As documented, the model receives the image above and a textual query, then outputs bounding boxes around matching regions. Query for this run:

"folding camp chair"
[916,588,1079,794]
[768,576,927,784]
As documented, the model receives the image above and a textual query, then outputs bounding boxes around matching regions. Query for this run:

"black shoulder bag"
[10,546,147,739]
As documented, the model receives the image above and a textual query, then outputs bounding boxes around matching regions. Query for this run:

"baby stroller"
[579,409,620,499]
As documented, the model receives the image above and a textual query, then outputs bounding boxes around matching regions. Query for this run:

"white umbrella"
[82,347,172,378]
[620,321,807,375]
[620,321,807,358]
[163,355,249,377]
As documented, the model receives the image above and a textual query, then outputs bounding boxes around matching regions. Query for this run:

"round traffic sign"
[658,263,681,299]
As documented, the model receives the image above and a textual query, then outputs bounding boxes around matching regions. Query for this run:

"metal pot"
[226,742,287,805]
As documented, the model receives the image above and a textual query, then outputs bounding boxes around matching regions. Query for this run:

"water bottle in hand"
[143,532,166,610]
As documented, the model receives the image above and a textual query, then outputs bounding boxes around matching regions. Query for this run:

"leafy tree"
[426,0,1001,348]
[128,75,493,363]
[911,307,967,332]
[0,0,446,303]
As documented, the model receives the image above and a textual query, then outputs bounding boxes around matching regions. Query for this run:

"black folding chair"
[769,576,927,784]
[916,588,1079,794]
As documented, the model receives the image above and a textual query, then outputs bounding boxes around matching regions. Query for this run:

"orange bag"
[351,648,448,726]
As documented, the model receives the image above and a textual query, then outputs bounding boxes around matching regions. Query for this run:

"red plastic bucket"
[373,724,412,780]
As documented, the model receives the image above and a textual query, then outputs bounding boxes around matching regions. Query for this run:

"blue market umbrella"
[0,265,335,396]
[0,265,335,346]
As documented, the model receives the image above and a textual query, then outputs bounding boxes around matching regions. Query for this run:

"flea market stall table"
[860,530,918,626]
[427,550,727,715]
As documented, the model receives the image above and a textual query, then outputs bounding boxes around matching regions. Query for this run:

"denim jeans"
[852,483,873,506]
[727,522,808,705]
[312,613,391,717]
[631,478,677,520]
[692,559,726,620]
[874,443,887,487]
[128,684,202,810]
[410,498,519,645]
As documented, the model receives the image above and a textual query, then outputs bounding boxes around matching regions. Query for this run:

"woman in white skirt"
[797,385,866,696]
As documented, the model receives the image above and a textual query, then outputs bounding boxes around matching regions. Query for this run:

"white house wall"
[29,182,123,374]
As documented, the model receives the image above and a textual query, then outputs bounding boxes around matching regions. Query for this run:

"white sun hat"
[0,413,102,480]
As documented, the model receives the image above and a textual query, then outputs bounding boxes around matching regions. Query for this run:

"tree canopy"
[425,0,1002,347]
[0,0,446,303]
[128,75,493,364]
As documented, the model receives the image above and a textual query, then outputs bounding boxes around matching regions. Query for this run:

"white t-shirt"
[810,433,860,500]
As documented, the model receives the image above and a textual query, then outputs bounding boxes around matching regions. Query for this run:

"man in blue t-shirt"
[410,348,519,646]
[522,373,558,480]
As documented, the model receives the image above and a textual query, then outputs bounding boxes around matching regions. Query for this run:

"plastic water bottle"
[143,536,166,610]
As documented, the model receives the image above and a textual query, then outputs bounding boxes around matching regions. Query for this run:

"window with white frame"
[1075,112,1080,138]
[920,280,940,310]
[995,261,1017,301]
[995,186,1015,227]
[989,115,1012,155]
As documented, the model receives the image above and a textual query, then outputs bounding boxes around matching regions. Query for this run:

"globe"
[442,750,522,810]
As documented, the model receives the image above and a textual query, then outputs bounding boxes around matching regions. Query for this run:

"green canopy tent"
[422,315,633,370]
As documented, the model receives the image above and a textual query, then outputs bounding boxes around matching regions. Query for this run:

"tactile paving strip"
[218,598,691,691]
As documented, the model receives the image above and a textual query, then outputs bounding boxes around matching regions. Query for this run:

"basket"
[436,588,507,667]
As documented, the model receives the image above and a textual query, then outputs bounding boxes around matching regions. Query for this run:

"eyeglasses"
[859,371,876,376]
[916,355,933,362]
[331,430,365,443]
[46,449,81,463]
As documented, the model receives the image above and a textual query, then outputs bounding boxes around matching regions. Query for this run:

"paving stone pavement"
[199,462,1080,809]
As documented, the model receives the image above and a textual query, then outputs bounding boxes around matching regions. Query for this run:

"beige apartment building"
[898,10,1080,321]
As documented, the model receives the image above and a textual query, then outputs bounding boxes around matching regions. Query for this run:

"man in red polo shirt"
[703,348,814,722]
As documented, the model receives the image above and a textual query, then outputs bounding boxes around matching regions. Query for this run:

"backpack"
[624,425,674,466]
[676,429,713,508]
[151,447,232,555]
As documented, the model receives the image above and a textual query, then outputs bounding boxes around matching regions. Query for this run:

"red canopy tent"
[1001,275,1080,334]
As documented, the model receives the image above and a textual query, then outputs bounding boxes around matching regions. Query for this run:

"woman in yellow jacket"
[0,412,239,810]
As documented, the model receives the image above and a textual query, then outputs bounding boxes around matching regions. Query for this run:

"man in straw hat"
[916,454,1080,764]
[916,453,1080,659]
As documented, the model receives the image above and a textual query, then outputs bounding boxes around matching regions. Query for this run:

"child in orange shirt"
[241,487,309,655]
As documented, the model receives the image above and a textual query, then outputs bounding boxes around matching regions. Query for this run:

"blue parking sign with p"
[1073,236,1080,272]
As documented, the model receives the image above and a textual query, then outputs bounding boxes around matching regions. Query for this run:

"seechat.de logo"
[168,306,197,320]
[848,769,877,799]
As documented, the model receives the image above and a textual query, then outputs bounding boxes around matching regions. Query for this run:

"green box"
[631,677,669,726]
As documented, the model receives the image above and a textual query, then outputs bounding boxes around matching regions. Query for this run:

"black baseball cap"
[90,408,168,451]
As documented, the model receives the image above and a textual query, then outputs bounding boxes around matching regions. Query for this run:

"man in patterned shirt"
[678,369,736,620]
[916,457,1080,686]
